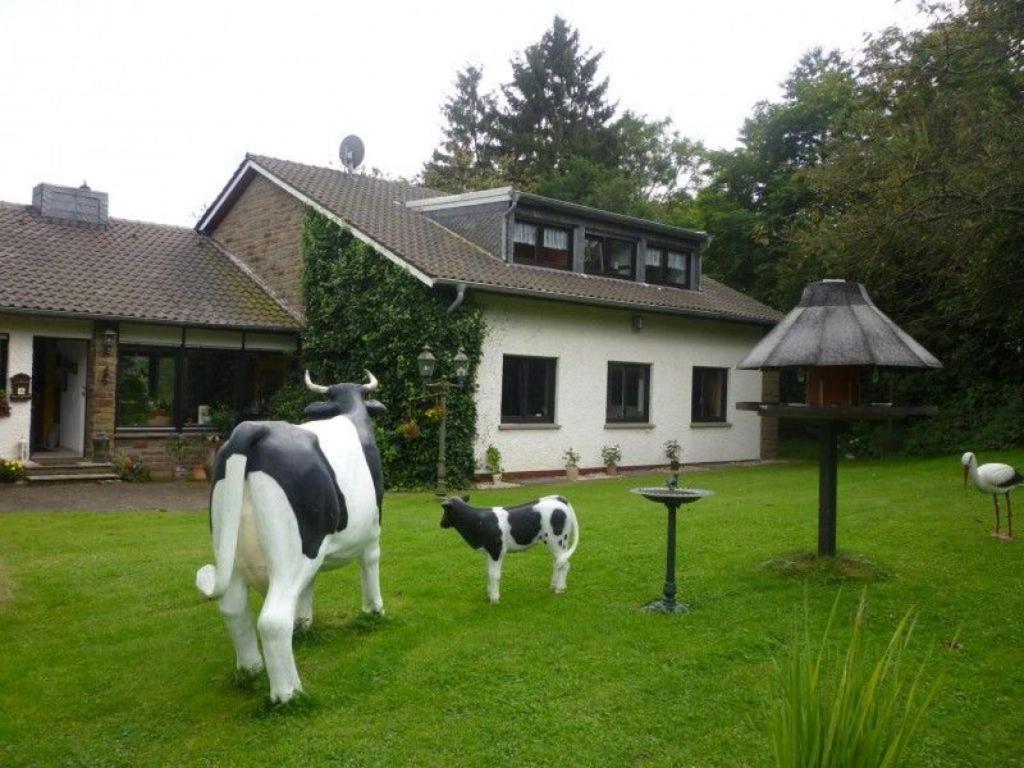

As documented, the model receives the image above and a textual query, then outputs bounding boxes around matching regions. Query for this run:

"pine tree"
[422,65,498,192]
[495,16,617,185]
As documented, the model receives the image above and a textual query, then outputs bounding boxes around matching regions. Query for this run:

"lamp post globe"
[417,344,437,382]
[453,347,470,384]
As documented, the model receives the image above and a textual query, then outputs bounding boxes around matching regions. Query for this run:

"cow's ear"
[303,401,341,421]
[365,400,387,418]
[460,494,470,503]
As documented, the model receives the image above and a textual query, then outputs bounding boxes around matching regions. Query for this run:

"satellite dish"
[339,135,365,171]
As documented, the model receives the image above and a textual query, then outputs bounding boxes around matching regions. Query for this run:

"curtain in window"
[514,221,537,244]
[543,228,568,250]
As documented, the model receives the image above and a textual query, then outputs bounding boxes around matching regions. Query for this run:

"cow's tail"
[555,498,580,569]
[195,453,247,599]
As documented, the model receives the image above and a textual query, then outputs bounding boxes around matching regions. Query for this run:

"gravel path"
[0,481,209,513]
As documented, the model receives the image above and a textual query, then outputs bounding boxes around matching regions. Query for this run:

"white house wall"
[0,312,92,459]
[474,294,766,474]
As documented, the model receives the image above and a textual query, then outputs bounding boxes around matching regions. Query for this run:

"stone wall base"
[116,434,213,481]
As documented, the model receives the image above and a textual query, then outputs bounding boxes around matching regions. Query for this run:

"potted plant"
[601,444,622,476]
[202,404,236,480]
[164,435,195,481]
[485,444,503,485]
[664,439,682,471]
[563,447,581,481]
[0,459,26,484]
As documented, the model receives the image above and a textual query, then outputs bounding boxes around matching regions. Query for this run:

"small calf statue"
[439,495,580,603]
[195,370,386,704]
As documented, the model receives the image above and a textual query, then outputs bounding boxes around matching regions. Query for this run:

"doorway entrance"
[30,337,89,457]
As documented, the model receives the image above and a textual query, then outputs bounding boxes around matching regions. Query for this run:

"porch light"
[417,344,437,382]
[453,348,470,383]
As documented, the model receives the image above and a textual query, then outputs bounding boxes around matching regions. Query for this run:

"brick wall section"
[760,370,780,459]
[85,321,118,458]
[210,174,307,317]
[116,435,212,481]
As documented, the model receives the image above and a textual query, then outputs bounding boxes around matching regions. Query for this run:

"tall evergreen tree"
[422,65,499,193]
[494,16,617,185]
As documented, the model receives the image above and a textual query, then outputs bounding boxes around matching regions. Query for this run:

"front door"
[30,337,89,456]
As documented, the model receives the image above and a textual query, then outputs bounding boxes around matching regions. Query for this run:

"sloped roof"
[738,280,941,369]
[203,155,781,326]
[0,202,299,330]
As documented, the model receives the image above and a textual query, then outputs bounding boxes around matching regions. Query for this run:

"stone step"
[24,473,120,484]
[26,462,115,477]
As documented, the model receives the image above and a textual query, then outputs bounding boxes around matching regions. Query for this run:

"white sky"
[0,0,926,226]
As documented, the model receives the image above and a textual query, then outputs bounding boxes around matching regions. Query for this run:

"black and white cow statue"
[439,495,579,603]
[195,370,386,703]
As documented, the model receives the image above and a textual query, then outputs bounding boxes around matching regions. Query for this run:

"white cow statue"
[195,370,386,703]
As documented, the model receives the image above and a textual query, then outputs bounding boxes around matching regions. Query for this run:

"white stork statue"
[962,452,1024,539]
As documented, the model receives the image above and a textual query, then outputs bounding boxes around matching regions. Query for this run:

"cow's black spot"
[508,505,542,546]
[551,508,567,536]
[213,421,347,559]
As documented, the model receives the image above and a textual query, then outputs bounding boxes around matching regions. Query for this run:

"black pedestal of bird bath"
[631,482,712,614]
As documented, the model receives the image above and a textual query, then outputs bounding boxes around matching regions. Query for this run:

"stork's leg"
[359,540,384,614]
[993,495,1001,536]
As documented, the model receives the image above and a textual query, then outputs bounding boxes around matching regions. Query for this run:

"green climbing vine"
[299,209,485,489]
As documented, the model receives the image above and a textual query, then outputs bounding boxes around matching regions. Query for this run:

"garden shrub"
[0,459,26,483]
[300,209,485,489]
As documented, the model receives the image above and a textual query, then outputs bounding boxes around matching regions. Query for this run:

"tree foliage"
[300,210,485,488]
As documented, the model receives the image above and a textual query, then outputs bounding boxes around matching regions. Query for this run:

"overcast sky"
[0,0,926,226]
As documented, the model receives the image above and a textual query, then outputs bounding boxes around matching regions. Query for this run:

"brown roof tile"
[245,155,781,325]
[0,202,299,329]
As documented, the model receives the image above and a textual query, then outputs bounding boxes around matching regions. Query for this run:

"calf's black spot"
[441,497,503,561]
[508,506,542,546]
[550,508,567,536]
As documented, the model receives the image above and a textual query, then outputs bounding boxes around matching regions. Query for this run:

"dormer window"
[513,220,572,270]
[646,246,691,289]
[584,235,636,280]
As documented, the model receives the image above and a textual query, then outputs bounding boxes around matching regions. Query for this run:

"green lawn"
[1,452,1023,767]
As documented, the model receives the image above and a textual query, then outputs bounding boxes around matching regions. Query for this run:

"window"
[692,367,728,423]
[585,235,636,280]
[0,335,8,393]
[117,347,179,427]
[646,246,691,288]
[501,355,556,423]
[607,362,651,423]
[512,220,572,270]
[116,341,296,430]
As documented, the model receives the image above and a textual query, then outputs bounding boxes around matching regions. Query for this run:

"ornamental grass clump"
[768,591,938,768]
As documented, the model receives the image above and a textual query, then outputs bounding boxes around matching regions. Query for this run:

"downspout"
[446,282,467,314]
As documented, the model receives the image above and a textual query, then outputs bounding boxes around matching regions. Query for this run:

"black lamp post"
[418,344,469,497]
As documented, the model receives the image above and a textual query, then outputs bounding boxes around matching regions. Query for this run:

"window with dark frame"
[115,343,295,430]
[692,366,728,423]
[645,246,691,288]
[501,355,557,423]
[0,335,8,393]
[584,234,636,280]
[512,220,572,270]
[606,362,651,423]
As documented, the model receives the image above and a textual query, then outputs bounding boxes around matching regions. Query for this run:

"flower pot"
[190,465,208,482]
[565,466,579,482]
[605,463,618,476]
[491,473,502,485]
[670,460,680,471]
[173,465,188,481]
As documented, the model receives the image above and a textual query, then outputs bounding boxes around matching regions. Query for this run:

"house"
[0,182,300,479]
[0,155,780,480]
[197,155,781,476]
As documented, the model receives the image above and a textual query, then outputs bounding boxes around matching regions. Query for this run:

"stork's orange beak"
[963,465,968,489]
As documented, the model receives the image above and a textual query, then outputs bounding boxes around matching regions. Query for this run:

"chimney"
[32,182,108,226]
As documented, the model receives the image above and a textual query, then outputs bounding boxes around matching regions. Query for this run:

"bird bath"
[630,477,713,614]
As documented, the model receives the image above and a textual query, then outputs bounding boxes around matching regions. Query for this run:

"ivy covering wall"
[299,209,485,489]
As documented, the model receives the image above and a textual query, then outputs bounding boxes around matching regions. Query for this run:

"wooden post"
[818,421,838,556]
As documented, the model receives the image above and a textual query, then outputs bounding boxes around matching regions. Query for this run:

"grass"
[1,451,1023,766]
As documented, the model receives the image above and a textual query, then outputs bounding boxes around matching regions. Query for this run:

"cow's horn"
[362,370,379,393]
[304,370,329,394]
